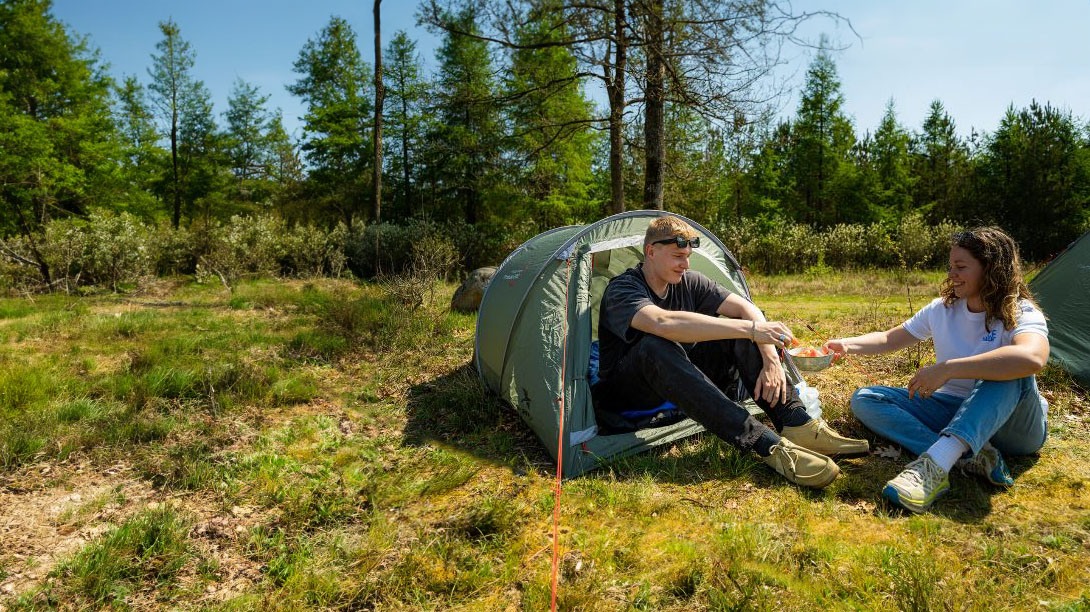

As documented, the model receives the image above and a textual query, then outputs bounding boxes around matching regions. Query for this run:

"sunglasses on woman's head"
[652,236,700,249]
[954,230,981,245]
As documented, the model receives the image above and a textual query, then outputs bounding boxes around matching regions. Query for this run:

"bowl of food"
[788,346,834,372]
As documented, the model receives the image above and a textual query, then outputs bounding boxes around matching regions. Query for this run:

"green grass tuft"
[52,506,191,608]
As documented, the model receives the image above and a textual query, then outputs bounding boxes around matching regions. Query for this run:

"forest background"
[3,0,1090,293]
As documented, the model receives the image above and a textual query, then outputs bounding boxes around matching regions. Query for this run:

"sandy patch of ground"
[0,462,156,600]
[0,460,270,608]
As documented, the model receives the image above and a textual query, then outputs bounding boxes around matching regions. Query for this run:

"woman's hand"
[823,339,848,362]
[756,359,788,407]
[908,363,952,399]
[752,321,796,349]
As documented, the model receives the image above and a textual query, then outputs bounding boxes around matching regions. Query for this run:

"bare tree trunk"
[642,0,665,211]
[11,198,52,287]
[607,0,628,215]
[170,100,181,229]
[373,0,384,224]
[401,86,410,216]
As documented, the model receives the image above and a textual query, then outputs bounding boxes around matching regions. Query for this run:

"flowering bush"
[0,210,967,294]
[716,216,963,274]
[82,211,154,290]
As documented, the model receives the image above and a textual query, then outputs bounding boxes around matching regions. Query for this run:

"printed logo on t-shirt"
[982,329,998,342]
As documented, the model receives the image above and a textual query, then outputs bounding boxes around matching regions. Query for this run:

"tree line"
[2,0,1089,287]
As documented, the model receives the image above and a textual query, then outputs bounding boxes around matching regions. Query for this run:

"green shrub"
[823,223,869,269]
[716,216,962,273]
[720,216,823,274]
[344,218,534,280]
[716,216,763,269]
[324,221,350,278]
[345,221,414,278]
[446,218,537,272]
[39,217,90,292]
[196,214,285,288]
[149,221,196,276]
[279,223,328,278]
[1,211,968,293]
[82,210,154,290]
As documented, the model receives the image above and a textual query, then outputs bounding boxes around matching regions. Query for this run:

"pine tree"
[288,16,373,225]
[789,47,856,225]
[224,78,280,207]
[506,7,599,227]
[871,99,914,218]
[265,111,305,220]
[148,18,210,228]
[746,121,795,220]
[977,102,1090,259]
[430,7,503,224]
[372,0,385,224]
[0,0,121,283]
[114,75,164,218]
[176,79,228,222]
[661,105,724,226]
[912,99,968,222]
[382,31,429,220]
[225,79,270,182]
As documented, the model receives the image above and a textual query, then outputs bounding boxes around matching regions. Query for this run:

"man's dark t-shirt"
[598,264,732,380]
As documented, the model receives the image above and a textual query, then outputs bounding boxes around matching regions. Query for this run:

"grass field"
[1,271,1088,611]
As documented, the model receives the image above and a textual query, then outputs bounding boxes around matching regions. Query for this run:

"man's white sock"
[926,435,970,473]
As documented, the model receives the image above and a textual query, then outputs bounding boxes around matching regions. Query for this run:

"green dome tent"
[475,211,805,478]
[1029,230,1090,388]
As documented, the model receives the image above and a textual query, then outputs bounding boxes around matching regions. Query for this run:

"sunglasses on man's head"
[652,236,700,249]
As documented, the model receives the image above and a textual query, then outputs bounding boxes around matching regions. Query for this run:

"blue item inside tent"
[589,341,678,419]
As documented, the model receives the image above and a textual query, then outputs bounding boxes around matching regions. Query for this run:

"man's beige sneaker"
[760,438,840,489]
[780,418,870,456]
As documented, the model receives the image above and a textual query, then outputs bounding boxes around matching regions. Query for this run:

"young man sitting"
[592,216,868,488]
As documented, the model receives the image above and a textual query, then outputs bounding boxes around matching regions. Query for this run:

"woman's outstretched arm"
[824,325,919,359]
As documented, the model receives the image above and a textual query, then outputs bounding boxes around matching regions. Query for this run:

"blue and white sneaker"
[958,443,1014,487]
[883,453,950,514]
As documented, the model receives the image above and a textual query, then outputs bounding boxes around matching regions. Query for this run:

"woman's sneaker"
[883,453,950,513]
[957,443,1013,487]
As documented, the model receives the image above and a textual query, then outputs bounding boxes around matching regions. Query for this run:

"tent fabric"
[1029,230,1090,388]
[474,210,802,478]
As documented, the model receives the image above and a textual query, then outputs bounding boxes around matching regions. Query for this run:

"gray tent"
[1030,230,1090,388]
[475,211,802,478]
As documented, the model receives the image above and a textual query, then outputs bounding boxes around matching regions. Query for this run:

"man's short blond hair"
[644,216,699,248]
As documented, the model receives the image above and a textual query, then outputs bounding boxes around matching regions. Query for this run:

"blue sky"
[51,0,1090,141]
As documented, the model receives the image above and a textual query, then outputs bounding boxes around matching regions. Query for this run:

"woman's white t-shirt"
[902,297,1048,398]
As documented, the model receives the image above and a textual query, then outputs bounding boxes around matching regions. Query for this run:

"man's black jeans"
[592,334,806,452]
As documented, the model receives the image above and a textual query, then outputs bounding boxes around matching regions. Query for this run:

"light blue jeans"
[851,377,1048,458]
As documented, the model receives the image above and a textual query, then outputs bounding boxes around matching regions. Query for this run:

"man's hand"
[907,363,952,399]
[752,321,796,349]
[756,358,788,407]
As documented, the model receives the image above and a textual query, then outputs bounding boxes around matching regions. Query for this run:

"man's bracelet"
[750,319,756,341]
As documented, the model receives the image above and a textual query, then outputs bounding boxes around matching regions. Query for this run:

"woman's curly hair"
[940,226,1035,331]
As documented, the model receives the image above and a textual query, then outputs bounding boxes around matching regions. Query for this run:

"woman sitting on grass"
[825,227,1050,513]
